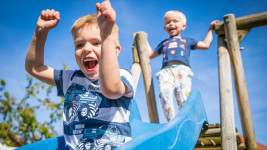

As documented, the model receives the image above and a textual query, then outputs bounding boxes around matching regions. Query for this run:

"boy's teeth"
[84,59,94,62]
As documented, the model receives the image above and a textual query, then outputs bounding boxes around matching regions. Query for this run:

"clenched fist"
[36,9,60,32]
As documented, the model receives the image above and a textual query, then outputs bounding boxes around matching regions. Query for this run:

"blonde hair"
[71,14,120,45]
[164,10,187,25]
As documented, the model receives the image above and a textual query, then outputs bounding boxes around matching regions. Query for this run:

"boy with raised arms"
[25,1,134,149]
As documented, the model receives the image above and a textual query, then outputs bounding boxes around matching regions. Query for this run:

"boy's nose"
[83,43,93,52]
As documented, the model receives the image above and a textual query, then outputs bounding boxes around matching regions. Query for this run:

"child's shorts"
[156,64,194,121]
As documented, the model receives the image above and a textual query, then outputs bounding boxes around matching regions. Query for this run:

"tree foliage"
[0,65,68,147]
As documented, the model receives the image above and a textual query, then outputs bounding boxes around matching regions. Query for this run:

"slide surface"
[15,90,207,150]
[116,90,208,150]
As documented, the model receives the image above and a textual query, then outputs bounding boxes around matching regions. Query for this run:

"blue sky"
[0,0,267,145]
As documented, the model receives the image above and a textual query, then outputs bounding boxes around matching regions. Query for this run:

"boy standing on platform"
[147,10,218,121]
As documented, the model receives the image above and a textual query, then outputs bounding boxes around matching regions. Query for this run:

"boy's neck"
[170,35,182,38]
[170,33,182,38]
[88,77,98,82]
[79,70,99,82]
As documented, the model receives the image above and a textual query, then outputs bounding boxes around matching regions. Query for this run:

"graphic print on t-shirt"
[64,83,101,124]
[77,124,126,150]
[168,42,178,49]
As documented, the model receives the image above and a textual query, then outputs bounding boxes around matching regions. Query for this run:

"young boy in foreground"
[25,1,134,149]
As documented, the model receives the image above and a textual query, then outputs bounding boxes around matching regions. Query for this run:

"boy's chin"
[169,33,179,37]
[82,69,99,80]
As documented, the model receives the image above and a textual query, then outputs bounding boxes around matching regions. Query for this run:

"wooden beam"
[200,128,221,137]
[223,14,257,150]
[215,11,267,35]
[194,145,222,150]
[217,35,237,150]
[196,123,245,149]
[134,32,159,123]
[237,29,251,42]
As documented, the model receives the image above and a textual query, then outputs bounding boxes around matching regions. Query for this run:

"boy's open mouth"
[169,28,176,33]
[83,59,98,71]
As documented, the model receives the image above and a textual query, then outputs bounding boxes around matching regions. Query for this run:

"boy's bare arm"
[195,20,219,50]
[143,33,159,59]
[25,9,60,86]
[146,40,159,59]
[96,0,127,99]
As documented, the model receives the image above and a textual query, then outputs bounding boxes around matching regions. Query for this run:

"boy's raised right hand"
[36,9,60,32]
[25,9,60,87]
[96,0,116,36]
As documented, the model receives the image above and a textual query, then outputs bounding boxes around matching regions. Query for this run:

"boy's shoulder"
[54,69,90,96]
[55,69,85,81]
[158,36,196,45]
[180,36,199,45]
[69,70,86,80]
[57,68,133,95]
[58,68,132,82]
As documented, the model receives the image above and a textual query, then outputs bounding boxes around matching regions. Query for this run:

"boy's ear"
[115,45,121,56]
[163,25,167,32]
[182,24,187,31]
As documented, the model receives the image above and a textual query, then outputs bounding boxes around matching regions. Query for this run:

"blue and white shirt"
[54,69,135,150]
[155,36,198,69]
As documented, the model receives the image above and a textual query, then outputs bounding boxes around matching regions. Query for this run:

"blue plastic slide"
[116,90,208,150]
[15,90,207,150]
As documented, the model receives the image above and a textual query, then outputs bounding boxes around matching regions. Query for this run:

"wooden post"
[223,14,257,150]
[218,35,237,150]
[135,32,159,123]
[130,45,141,92]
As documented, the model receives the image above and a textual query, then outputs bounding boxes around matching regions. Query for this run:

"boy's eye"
[93,42,101,46]
[75,43,84,49]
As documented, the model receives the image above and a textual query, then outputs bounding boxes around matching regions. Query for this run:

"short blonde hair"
[164,10,187,25]
[71,14,120,45]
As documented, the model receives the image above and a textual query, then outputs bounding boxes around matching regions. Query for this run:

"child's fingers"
[49,9,56,20]
[212,20,220,24]
[96,2,108,19]
[41,9,47,20]
[44,9,51,20]
[98,1,110,13]
[53,11,60,20]
[40,9,59,20]
[96,3,101,16]
[96,0,115,22]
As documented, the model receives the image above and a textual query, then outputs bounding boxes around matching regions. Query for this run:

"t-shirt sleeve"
[189,38,199,50]
[54,69,74,96]
[54,69,64,96]
[119,69,135,99]
[154,39,166,54]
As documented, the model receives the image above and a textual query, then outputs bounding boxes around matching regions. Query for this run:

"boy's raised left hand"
[209,20,220,30]
[96,0,116,36]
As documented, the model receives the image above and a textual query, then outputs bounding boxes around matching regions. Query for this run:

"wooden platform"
[194,124,245,150]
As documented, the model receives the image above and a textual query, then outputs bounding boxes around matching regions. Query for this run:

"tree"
[0,65,67,147]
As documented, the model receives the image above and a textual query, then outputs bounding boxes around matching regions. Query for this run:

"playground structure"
[15,12,267,150]
[130,11,267,150]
